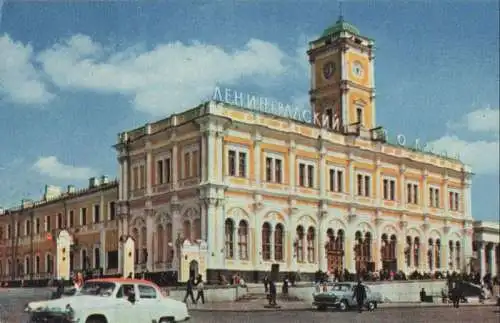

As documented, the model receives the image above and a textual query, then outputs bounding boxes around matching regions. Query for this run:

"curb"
[188,303,497,313]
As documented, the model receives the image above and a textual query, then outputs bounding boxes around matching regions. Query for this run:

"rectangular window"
[299,164,306,186]
[132,167,139,190]
[165,158,171,183]
[69,211,74,227]
[156,160,164,184]
[407,183,419,204]
[184,152,191,178]
[356,107,363,125]
[35,218,40,234]
[429,187,434,207]
[275,159,282,183]
[45,216,51,232]
[357,174,371,197]
[407,183,412,203]
[429,188,440,208]
[326,109,333,129]
[357,174,363,195]
[449,192,460,211]
[454,192,459,211]
[413,184,418,204]
[265,157,272,181]
[81,208,87,226]
[383,179,389,200]
[228,150,236,176]
[390,180,395,200]
[139,165,145,188]
[337,170,344,192]
[109,202,116,221]
[57,213,63,229]
[192,150,199,177]
[238,152,247,177]
[307,165,314,188]
[94,205,100,223]
[364,175,370,197]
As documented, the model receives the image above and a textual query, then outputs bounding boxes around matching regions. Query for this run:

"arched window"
[448,240,454,270]
[389,235,397,259]
[183,220,191,242]
[414,237,420,267]
[307,227,315,263]
[141,226,147,264]
[381,234,389,260]
[166,223,173,263]
[455,241,461,270]
[94,248,100,268]
[224,219,234,259]
[274,224,284,261]
[132,228,139,265]
[262,222,271,261]
[46,253,53,273]
[405,236,412,267]
[428,239,434,270]
[335,230,344,250]
[238,220,248,260]
[295,226,305,263]
[81,249,87,270]
[35,255,40,274]
[25,256,30,275]
[435,239,441,269]
[157,225,164,263]
[193,218,201,241]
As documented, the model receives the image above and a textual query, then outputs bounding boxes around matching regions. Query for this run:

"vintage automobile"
[25,278,190,323]
[312,282,384,311]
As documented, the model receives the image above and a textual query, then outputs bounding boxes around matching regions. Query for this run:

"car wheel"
[367,301,376,311]
[85,318,106,323]
[317,305,327,311]
[159,318,175,323]
[339,300,348,311]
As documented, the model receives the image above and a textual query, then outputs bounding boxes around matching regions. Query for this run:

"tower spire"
[338,0,344,22]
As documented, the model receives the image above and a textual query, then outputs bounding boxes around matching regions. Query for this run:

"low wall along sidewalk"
[163,285,248,303]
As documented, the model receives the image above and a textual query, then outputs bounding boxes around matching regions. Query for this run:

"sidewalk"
[188,299,497,312]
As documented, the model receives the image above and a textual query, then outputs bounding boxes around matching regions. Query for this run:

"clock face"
[352,61,364,79]
[322,61,336,80]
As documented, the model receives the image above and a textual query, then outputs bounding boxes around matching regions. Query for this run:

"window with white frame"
[356,173,371,197]
[265,154,283,183]
[406,182,419,204]
[156,155,172,185]
[429,187,440,208]
[35,218,40,234]
[383,177,396,201]
[227,147,248,178]
[356,105,363,125]
[44,216,51,232]
[81,207,87,226]
[298,161,315,188]
[329,167,344,192]
[109,202,116,221]
[132,163,145,190]
[182,146,200,179]
[93,204,100,223]
[449,191,460,211]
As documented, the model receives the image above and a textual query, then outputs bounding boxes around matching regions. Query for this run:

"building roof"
[322,16,360,37]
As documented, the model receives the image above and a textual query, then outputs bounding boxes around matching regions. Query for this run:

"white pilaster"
[172,144,178,189]
[146,210,154,271]
[422,169,429,213]
[489,244,496,277]
[319,145,327,198]
[289,140,296,191]
[123,158,129,200]
[253,132,262,185]
[200,204,207,241]
[399,164,406,208]
[348,153,355,200]
[146,148,153,195]
[201,134,207,182]
[233,227,239,261]
[118,157,124,201]
[216,130,224,183]
[205,199,218,269]
[170,202,181,271]
[374,158,381,205]
[318,214,327,272]
[270,227,275,261]
[443,174,449,214]
[478,243,486,280]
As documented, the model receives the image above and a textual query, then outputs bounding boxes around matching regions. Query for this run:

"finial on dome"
[338,0,344,23]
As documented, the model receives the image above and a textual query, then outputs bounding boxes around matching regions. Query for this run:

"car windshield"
[331,284,350,292]
[78,282,116,297]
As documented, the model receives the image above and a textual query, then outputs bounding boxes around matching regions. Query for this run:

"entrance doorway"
[189,260,199,280]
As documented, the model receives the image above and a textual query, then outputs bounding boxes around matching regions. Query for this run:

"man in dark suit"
[353,280,367,313]
[183,277,196,304]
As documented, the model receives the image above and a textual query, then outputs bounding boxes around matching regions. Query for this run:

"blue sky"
[0,1,498,221]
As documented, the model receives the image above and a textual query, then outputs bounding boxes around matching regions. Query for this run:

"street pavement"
[187,307,500,323]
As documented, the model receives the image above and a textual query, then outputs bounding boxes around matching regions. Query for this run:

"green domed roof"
[322,17,360,37]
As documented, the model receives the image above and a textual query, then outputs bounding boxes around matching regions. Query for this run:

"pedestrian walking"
[263,275,269,293]
[268,280,277,306]
[195,275,205,304]
[451,284,461,308]
[183,277,196,304]
[352,279,367,313]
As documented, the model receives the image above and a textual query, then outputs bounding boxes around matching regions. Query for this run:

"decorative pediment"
[353,98,368,107]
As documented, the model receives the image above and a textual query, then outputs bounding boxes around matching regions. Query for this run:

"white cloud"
[37,34,289,116]
[447,106,499,135]
[33,156,95,180]
[428,135,499,175]
[0,34,54,104]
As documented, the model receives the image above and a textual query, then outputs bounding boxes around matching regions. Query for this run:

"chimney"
[67,185,76,194]
[43,185,62,201]
[89,177,100,188]
[100,175,109,185]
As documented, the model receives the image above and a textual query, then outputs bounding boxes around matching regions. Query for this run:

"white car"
[25,278,190,323]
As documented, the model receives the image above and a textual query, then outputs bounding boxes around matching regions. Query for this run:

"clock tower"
[308,16,376,133]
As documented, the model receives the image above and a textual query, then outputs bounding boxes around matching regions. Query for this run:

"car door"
[137,284,163,321]
[114,283,149,323]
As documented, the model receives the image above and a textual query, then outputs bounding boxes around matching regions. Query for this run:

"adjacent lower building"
[0,178,118,281]
[472,221,500,278]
